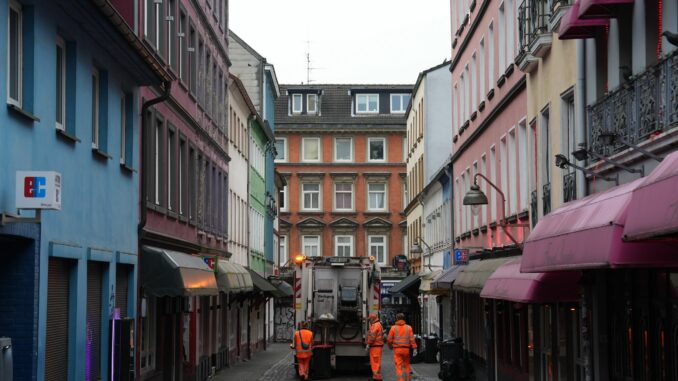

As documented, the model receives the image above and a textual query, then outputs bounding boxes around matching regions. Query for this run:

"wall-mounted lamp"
[598,131,663,162]
[555,154,619,185]
[572,144,644,176]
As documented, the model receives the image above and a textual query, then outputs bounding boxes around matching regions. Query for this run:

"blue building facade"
[0,1,168,380]
[263,65,279,275]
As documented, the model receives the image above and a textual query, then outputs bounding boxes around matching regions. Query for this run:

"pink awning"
[481,258,581,303]
[521,178,678,272]
[558,2,608,40]
[623,151,678,241]
[578,0,634,19]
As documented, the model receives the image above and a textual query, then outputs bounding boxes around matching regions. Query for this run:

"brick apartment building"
[274,84,412,270]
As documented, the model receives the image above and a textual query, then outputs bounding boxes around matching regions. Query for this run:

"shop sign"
[202,256,218,273]
[454,248,469,265]
[16,171,61,210]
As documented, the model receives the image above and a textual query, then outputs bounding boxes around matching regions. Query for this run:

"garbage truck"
[292,255,381,375]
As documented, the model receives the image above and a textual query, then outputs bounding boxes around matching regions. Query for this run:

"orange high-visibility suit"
[366,319,385,380]
[387,320,417,381]
[292,329,314,380]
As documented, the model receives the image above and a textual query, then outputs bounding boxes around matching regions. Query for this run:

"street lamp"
[571,143,643,176]
[598,131,663,162]
[462,173,523,249]
[554,154,619,184]
[410,237,441,272]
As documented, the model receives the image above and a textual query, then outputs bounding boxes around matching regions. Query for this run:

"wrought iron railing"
[589,50,678,156]
[518,0,551,52]
[530,190,538,227]
[542,182,552,216]
[563,172,576,203]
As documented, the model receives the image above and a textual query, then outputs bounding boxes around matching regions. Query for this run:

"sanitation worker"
[290,321,314,381]
[387,313,417,381]
[366,313,385,380]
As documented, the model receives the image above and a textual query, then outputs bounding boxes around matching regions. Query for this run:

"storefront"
[388,274,422,334]
[431,265,466,340]
[215,260,253,366]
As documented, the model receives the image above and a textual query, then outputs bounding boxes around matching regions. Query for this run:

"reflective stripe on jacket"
[387,321,416,348]
[367,321,384,346]
[294,329,313,353]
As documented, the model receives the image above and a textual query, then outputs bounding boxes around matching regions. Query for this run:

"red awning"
[578,0,634,19]
[521,178,678,273]
[481,258,581,303]
[558,2,608,40]
[623,151,678,241]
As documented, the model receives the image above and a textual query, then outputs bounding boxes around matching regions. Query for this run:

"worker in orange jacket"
[387,313,417,381]
[366,313,384,380]
[290,321,314,381]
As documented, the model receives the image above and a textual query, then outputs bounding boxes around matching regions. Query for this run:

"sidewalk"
[212,343,294,381]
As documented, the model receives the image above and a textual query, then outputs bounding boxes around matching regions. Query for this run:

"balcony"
[530,190,538,228]
[589,50,678,157]
[517,0,553,73]
[563,172,576,203]
[542,182,552,216]
[549,0,572,32]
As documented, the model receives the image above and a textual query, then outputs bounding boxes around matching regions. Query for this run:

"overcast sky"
[229,0,451,85]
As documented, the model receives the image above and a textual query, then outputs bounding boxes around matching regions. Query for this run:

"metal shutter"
[87,262,103,381]
[45,258,71,381]
[116,265,130,318]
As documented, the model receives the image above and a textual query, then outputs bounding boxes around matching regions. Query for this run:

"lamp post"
[462,173,523,249]
[410,237,442,272]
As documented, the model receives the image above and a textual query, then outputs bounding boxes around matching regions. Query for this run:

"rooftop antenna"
[306,40,320,84]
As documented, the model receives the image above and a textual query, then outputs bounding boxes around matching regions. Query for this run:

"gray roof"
[276,84,413,127]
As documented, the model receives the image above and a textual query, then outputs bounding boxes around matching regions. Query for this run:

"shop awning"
[389,274,421,295]
[578,0,634,19]
[419,270,443,293]
[216,260,253,294]
[480,258,581,303]
[270,279,294,298]
[558,2,608,40]
[454,257,517,293]
[431,265,466,290]
[623,151,678,241]
[141,246,219,297]
[249,269,279,295]
[521,179,678,273]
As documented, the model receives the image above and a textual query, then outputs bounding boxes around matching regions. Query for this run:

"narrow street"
[213,344,440,381]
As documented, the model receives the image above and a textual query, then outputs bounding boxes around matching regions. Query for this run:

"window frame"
[307,93,318,114]
[56,36,67,130]
[302,235,320,257]
[333,182,354,211]
[335,235,354,257]
[91,67,100,149]
[367,182,387,211]
[301,137,321,162]
[279,235,288,266]
[120,94,127,164]
[274,137,287,163]
[301,182,321,211]
[334,137,353,162]
[279,185,288,212]
[7,0,22,107]
[390,93,410,113]
[139,296,157,374]
[292,93,303,114]
[356,93,379,114]
[368,235,387,265]
[367,137,387,162]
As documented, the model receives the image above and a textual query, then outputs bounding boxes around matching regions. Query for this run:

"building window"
[368,183,386,211]
[7,0,22,107]
[91,68,100,149]
[154,119,163,205]
[168,129,176,211]
[302,183,320,210]
[279,185,288,212]
[335,235,353,257]
[120,94,134,166]
[367,137,386,162]
[302,236,320,256]
[275,137,287,162]
[369,235,387,264]
[279,236,288,266]
[56,37,66,130]
[334,137,353,162]
[167,0,176,67]
[356,94,379,113]
[179,10,187,81]
[390,94,410,113]
[302,137,320,162]
[179,138,186,215]
[140,297,156,374]
[292,93,302,114]
[307,94,318,114]
[334,183,353,211]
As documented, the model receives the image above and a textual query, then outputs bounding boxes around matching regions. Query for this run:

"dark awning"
[389,274,421,294]
[454,257,517,293]
[248,269,279,295]
[141,246,219,297]
[216,260,253,294]
[270,279,294,298]
[431,265,466,290]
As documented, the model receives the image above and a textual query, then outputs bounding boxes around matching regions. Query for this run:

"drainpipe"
[575,40,587,199]
[136,80,172,381]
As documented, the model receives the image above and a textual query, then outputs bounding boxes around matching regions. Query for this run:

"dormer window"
[390,94,411,113]
[356,94,379,114]
[292,93,303,114]
[307,94,318,114]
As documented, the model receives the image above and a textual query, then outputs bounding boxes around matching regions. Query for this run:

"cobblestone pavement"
[212,343,440,381]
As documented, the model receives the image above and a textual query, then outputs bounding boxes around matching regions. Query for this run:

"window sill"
[517,210,530,221]
[480,225,488,233]
[478,100,486,112]
[504,64,515,78]
[496,75,506,88]
[332,211,357,215]
[298,210,323,215]
[92,147,112,161]
[364,211,390,216]
[119,162,137,173]
[56,128,81,143]
[7,103,40,122]
[167,210,178,220]
[487,88,495,100]
[470,111,478,121]
[179,215,189,223]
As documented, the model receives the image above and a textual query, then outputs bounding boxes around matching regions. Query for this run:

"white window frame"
[334,137,353,162]
[301,182,321,211]
[334,182,354,211]
[274,137,287,163]
[302,235,320,257]
[140,296,157,374]
[367,137,386,162]
[368,235,387,265]
[390,93,410,113]
[292,93,302,114]
[367,182,387,211]
[335,235,354,257]
[301,137,321,162]
[7,0,22,107]
[356,94,379,114]
[279,185,288,212]
[56,36,67,131]
[307,93,318,114]
[91,68,100,149]
[279,235,288,266]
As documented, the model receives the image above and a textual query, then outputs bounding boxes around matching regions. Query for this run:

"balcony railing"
[542,182,551,216]
[563,172,576,203]
[530,190,538,227]
[589,50,678,156]
[518,0,550,51]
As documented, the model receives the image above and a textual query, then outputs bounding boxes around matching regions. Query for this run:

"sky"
[229,0,451,85]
